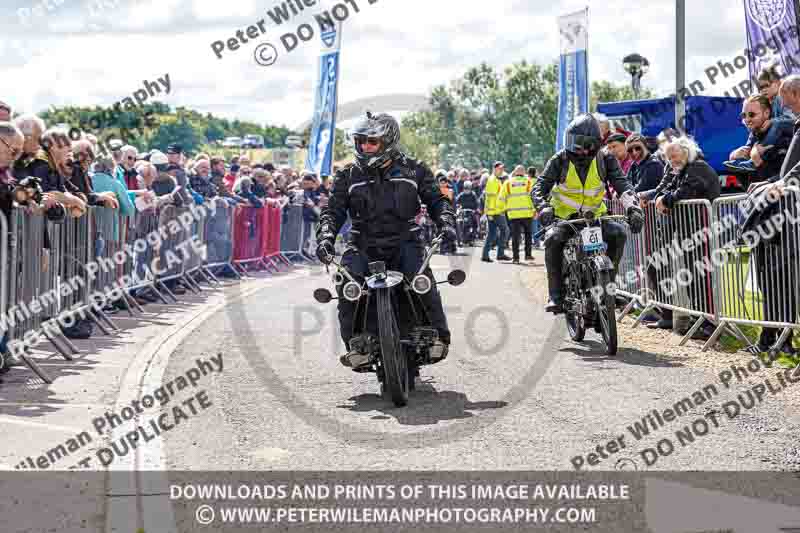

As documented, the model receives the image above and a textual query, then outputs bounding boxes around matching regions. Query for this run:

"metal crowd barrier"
[231,205,272,275]
[620,199,740,349]
[709,188,800,353]
[608,197,647,305]
[1,195,297,383]
[262,199,292,271]
[280,203,308,263]
[613,192,800,352]
[203,199,238,278]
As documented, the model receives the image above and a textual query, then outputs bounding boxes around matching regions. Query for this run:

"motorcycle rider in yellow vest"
[532,114,645,314]
[499,164,536,264]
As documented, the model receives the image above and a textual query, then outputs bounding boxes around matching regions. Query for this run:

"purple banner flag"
[743,0,800,81]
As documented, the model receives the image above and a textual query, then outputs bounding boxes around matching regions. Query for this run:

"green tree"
[149,117,205,153]
[402,60,560,169]
[590,81,655,111]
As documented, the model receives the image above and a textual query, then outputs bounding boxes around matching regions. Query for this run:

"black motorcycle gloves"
[539,207,555,227]
[626,206,645,234]
[316,237,336,265]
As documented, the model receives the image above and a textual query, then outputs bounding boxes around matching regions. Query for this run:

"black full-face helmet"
[564,113,602,158]
[351,111,401,170]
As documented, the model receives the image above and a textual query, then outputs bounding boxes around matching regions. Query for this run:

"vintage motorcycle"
[551,211,628,356]
[313,235,466,407]
[456,207,479,246]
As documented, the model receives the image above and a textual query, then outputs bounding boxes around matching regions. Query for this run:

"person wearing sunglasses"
[724,94,793,179]
[0,122,24,209]
[625,133,664,194]
[315,111,457,370]
[114,145,140,190]
[533,113,644,315]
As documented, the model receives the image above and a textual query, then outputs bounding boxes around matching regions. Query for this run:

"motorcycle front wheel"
[593,268,618,356]
[376,288,409,406]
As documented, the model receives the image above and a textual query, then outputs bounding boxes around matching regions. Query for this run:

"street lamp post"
[623,53,650,99]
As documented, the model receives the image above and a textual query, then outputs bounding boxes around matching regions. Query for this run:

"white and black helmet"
[351,111,401,170]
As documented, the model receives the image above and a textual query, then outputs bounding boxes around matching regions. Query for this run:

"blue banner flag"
[304,19,342,177]
[556,8,589,152]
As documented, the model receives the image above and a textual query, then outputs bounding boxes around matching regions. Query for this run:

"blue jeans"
[482,216,506,259]
[531,218,542,246]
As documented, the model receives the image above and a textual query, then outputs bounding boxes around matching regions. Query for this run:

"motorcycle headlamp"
[411,274,432,295]
[343,281,362,302]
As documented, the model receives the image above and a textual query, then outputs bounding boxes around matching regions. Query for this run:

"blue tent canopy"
[597,95,748,174]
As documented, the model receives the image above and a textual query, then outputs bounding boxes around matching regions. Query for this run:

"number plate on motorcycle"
[580,227,604,252]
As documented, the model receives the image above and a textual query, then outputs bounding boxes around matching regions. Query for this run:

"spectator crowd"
[0,97,337,372]
[3,61,800,370]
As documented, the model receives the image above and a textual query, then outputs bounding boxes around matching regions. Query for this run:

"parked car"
[285,135,303,148]
[222,136,243,148]
[242,134,264,148]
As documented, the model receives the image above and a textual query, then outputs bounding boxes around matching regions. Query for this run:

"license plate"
[581,227,604,252]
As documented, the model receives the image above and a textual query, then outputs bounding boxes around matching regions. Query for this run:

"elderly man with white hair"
[638,135,720,335]
[189,158,218,200]
[13,114,46,179]
[115,145,139,190]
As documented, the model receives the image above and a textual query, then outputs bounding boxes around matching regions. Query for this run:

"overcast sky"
[0,0,752,131]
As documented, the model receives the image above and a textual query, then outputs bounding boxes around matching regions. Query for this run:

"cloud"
[0,0,757,127]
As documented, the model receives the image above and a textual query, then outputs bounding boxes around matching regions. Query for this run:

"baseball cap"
[108,139,124,151]
[166,143,183,154]
[494,161,504,168]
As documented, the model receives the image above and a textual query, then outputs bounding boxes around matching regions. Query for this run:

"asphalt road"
[162,247,800,473]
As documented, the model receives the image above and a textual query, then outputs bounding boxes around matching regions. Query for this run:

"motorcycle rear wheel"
[564,263,586,341]
[376,288,409,407]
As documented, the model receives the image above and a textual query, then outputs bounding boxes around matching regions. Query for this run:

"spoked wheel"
[593,269,618,356]
[564,264,586,342]
[376,288,409,407]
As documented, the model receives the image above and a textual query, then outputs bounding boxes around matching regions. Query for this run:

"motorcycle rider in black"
[454,181,479,244]
[315,112,458,370]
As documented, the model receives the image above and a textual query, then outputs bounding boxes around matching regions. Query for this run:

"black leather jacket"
[455,191,479,210]
[317,154,454,248]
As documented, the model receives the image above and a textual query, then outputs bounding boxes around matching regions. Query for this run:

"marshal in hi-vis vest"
[501,175,535,219]
[549,156,608,219]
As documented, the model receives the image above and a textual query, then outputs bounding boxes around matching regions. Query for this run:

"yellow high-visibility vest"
[549,159,608,219]
[484,176,504,216]
[500,175,535,219]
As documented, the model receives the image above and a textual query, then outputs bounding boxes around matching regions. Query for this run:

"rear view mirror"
[314,288,334,303]
[447,270,466,286]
